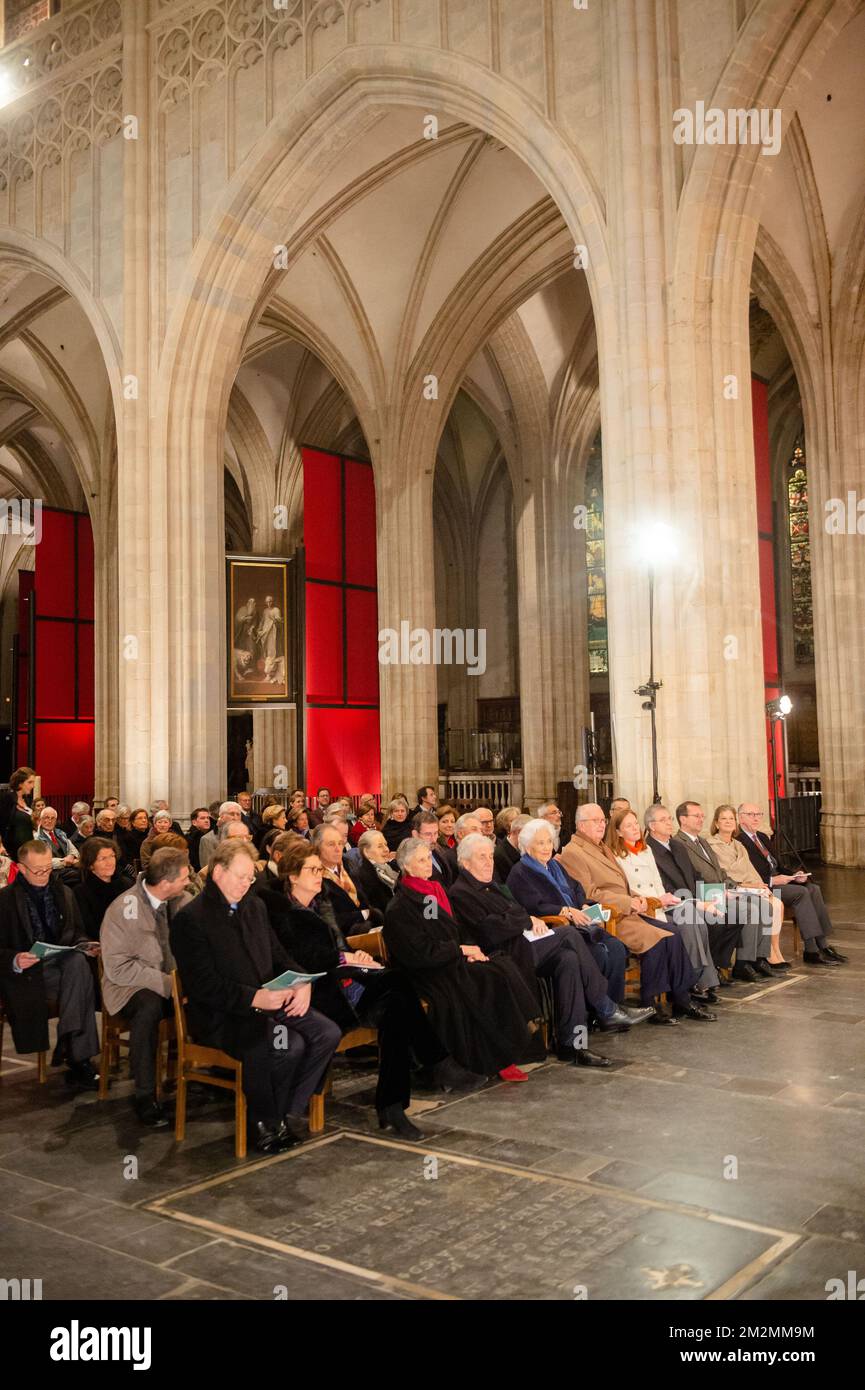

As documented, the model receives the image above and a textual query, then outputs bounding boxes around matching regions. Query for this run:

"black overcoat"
[0,874,89,1052]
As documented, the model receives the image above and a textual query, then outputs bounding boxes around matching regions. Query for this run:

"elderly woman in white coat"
[607,808,722,1004]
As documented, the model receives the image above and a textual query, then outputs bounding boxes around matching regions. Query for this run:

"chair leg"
[235,1083,247,1159]
[174,1071,187,1142]
[38,1051,48,1083]
[308,1092,325,1135]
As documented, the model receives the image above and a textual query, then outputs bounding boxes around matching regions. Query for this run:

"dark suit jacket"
[735,830,780,886]
[260,888,359,1032]
[430,843,456,888]
[0,874,88,1052]
[319,874,383,934]
[646,835,698,896]
[352,856,397,916]
[170,877,303,1056]
[674,830,724,882]
[505,858,588,917]
[494,837,519,883]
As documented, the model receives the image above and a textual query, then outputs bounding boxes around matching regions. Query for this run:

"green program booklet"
[30,940,95,961]
[582,904,611,924]
[261,968,326,990]
[696,882,726,912]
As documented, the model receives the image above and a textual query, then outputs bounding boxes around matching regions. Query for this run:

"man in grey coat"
[100,846,191,1127]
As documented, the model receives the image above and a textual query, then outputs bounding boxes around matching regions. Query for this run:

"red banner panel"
[305,708,381,796]
[37,510,76,618]
[303,449,343,582]
[77,514,95,621]
[35,620,76,719]
[345,588,380,704]
[305,583,344,703]
[344,459,377,588]
[35,723,95,794]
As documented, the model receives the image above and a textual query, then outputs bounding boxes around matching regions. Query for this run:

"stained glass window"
[584,440,608,675]
[787,437,813,663]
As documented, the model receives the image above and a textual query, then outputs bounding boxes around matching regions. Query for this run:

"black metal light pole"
[636,564,663,804]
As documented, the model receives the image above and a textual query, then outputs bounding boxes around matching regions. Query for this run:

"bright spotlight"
[0,71,16,109]
[635,521,678,566]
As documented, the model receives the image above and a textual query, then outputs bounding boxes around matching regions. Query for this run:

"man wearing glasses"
[0,839,100,1089]
[170,839,340,1153]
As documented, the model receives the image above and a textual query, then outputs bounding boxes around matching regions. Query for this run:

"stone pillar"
[600,0,767,816]
[374,429,439,798]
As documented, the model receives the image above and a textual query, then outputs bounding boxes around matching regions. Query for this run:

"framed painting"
[227,557,291,705]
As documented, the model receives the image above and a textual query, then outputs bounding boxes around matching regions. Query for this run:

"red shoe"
[498,1064,528,1082]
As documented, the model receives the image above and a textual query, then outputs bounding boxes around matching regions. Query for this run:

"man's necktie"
[154,902,176,971]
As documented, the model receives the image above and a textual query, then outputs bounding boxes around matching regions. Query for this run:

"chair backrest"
[170,970,190,1049]
[346,929,388,964]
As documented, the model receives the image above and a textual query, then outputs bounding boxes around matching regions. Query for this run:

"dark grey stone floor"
[2,865,863,1300]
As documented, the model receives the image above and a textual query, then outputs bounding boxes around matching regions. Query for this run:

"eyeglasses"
[304,864,324,875]
[24,865,52,877]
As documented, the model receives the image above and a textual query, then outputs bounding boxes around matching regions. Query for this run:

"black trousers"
[531,929,611,1046]
[637,931,698,1008]
[774,881,832,946]
[42,954,99,1065]
[355,971,447,1111]
[238,1008,341,1129]
[120,989,172,1098]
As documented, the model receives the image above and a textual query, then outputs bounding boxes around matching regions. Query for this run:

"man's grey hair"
[396,835,429,872]
[509,813,531,840]
[78,816,95,833]
[454,812,481,838]
[644,804,668,831]
[95,810,115,826]
[537,802,559,817]
[517,817,555,856]
[358,829,384,856]
[152,808,173,822]
[311,822,337,850]
[575,804,599,825]
[218,801,242,821]
[457,831,490,866]
[71,801,90,817]
[40,806,57,819]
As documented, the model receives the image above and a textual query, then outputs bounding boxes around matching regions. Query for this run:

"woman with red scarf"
[384,836,542,1082]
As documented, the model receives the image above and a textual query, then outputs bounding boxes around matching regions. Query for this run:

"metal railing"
[439,773,524,813]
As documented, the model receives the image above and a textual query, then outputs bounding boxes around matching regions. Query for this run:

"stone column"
[600,0,767,816]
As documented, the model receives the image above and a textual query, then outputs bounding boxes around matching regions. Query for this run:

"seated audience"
[494,812,529,883]
[537,803,563,845]
[0,839,100,1088]
[141,830,189,873]
[60,800,91,840]
[436,805,457,848]
[736,804,846,967]
[100,846,192,1126]
[382,796,412,851]
[236,791,262,841]
[308,787,332,827]
[286,808,311,839]
[349,799,378,845]
[645,804,738,993]
[313,823,380,931]
[474,806,496,841]
[170,840,341,1154]
[451,833,652,1062]
[609,797,631,819]
[73,836,134,937]
[410,785,438,819]
[198,801,243,868]
[122,808,151,864]
[707,805,787,969]
[384,836,542,1082]
[185,807,213,872]
[676,800,780,979]
[494,806,522,841]
[71,815,96,849]
[506,817,631,1006]
[353,829,400,914]
[35,806,80,869]
[151,801,184,836]
[609,809,721,1006]
[263,839,483,1139]
[411,811,456,887]
[557,805,699,1023]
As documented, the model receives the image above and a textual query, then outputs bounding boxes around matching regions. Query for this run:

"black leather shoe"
[133,1095,169,1128]
[732,962,759,982]
[597,1006,631,1033]
[821,946,848,964]
[621,1005,655,1026]
[673,1003,717,1022]
[754,959,774,977]
[769,959,791,971]
[690,988,720,1004]
[378,1104,424,1141]
[575,1049,612,1067]
[648,1008,678,1025]
[65,1060,99,1091]
[803,951,841,967]
[250,1121,295,1154]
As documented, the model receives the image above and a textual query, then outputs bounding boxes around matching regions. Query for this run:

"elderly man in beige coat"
[556,804,701,1023]
[100,846,191,1126]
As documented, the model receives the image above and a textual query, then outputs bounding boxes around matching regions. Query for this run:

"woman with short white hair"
[354,828,399,914]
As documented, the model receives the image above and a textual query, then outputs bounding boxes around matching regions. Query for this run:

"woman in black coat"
[351,828,399,915]
[382,797,412,851]
[383,837,542,1080]
[73,837,135,937]
[261,839,477,1140]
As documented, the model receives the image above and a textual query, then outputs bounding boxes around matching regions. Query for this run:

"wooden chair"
[542,908,648,1005]
[170,969,248,1159]
[97,962,174,1101]
[307,929,388,1135]
[0,999,57,1084]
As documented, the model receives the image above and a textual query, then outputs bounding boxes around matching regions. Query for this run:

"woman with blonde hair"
[707,804,788,969]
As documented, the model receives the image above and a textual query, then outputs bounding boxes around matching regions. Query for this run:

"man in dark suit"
[411,811,455,886]
[736,804,846,966]
[645,804,733,1004]
[185,808,213,872]
[494,813,528,883]
[0,840,100,1089]
[170,840,340,1153]
[235,791,263,842]
[675,801,772,980]
[410,786,438,820]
